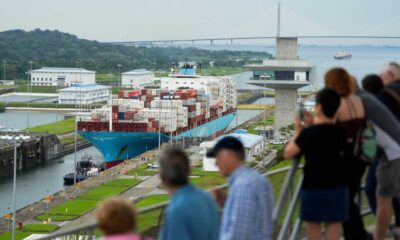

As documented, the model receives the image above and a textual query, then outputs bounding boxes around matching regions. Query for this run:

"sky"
[0,0,400,45]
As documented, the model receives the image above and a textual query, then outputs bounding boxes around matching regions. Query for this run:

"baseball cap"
[206,136,244,158]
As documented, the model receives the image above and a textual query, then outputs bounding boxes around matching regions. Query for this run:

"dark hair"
[362,74,384,95]
[159,148,189,186]
[316,88,341,118]
[206,136,245,161]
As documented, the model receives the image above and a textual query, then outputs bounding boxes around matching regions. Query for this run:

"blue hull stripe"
[79,112,236,163]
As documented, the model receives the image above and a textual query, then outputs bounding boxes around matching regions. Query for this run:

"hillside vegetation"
[0,29,270,80]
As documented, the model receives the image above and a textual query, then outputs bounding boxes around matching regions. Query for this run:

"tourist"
[96,198,150,240]
[362,74,400,238]
[381,62,400,90]
[209,136,274,240]
[362,74,400,120]
[157,148,219,240]
[284,88,347,240]
[324,68,372,240]
[371,62,400,240]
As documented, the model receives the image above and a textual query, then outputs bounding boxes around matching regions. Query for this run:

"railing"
[37,158,372,240]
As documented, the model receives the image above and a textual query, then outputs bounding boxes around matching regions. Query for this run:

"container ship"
[77,64,237,168]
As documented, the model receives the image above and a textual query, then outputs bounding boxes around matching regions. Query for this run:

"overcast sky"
[1,0,400,44]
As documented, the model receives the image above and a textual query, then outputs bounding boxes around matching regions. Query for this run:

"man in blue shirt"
[208,136,274,240]
[158,148,220,240]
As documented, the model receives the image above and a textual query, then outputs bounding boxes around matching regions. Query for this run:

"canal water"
[0,108,261,215]
[0,111,66,130]
[0,146,102,216]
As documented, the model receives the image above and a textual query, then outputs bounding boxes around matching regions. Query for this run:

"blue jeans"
[365,158,400,226]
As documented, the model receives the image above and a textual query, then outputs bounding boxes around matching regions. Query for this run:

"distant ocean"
[175,44,400,90]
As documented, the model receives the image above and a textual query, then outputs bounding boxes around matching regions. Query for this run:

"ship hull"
[334,55,352,60]
[79,112,236,168]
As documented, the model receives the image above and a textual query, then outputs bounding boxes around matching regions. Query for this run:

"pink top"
[104,233,144,240]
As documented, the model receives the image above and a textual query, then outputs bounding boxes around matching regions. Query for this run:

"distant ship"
[334,51,352,60]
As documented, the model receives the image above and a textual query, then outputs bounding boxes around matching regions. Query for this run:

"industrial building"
[121,69,154,88]
[57,83,111,105]
[200,130,265,171]
[30,67,96,87]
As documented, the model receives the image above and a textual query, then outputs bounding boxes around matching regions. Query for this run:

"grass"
[35,177,142,222]
[247,115,274,134]
[135,195,169,209]
[35,214,79,221]
[127,163,158,176]
[268,144,285,151]
[103,178,142,187]
[135,195,170,232]
[79,186,131,201]
[21,223,59,233]
[190,166,226,189]
[47,199,98,216]
[237,104,273,110]
[0,223,59,240]
[0,231,33,240]
[25,117,75,134]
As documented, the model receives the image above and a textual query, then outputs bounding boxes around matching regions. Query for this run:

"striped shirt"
[220,165,274,240]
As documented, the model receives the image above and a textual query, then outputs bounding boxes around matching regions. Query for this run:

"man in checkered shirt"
[208,136,274,240]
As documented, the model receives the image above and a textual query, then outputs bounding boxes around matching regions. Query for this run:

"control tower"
[245,4,314,135]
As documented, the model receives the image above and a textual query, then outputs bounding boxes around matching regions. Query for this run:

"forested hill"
[0,29,270,79]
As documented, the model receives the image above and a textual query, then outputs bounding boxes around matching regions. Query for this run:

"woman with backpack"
[325,68,373,240]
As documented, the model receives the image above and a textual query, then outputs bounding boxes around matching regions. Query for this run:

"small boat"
[334,51,352,60]
[63,153,105,184]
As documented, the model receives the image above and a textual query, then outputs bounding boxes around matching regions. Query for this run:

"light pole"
[0,134,31,240]
[55,81,58,134]
[158,108,161,151]
[73,80,81,186]
[2,60,6,81]
[27,61,33,133]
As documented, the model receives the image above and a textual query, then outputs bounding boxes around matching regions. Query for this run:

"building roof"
[122,69,152,75]
[31,67,96,74]
[57,84,110,92]
[200,130,263,150]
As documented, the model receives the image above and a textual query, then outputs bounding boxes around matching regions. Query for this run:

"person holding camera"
[284,88,348,240]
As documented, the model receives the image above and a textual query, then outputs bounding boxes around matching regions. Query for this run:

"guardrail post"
[272,157,300,224]
[277,175,303,240]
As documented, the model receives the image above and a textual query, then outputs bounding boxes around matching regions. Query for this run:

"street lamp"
[72,80,82,186]
[0,134,31,240]
[27,61,34,133]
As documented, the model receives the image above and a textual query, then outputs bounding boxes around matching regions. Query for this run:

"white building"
[30,67,96,87]
[57,84,111,105]
[200,130,265,171]
[121,69,154,88]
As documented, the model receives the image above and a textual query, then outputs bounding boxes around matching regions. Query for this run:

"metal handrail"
[272,157,301,224]
[37,165,294,240]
